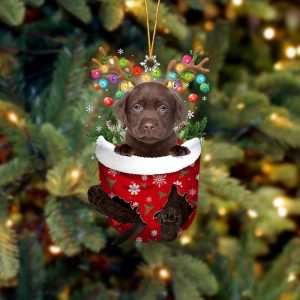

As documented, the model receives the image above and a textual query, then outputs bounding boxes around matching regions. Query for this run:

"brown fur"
[114,82,190,157]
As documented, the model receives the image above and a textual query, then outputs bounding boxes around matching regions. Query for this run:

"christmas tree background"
[1,0,300,299]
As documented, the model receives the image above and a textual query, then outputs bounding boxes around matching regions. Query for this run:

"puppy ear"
[170,90,188,124]
[113,91,130,127]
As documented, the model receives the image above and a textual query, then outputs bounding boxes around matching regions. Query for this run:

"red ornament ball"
[103,97,114,107]
[133,66,143,76]
[188,93,198,103]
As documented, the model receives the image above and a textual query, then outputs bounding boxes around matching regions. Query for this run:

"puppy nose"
[144,123,155,130]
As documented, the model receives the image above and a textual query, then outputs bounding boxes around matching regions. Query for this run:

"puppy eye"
[158,105,167,112]
[133,103,143,112]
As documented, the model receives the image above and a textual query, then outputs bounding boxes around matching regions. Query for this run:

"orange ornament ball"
[103,97,114,107]
[177,87,185,94]
[188,93,198,103]
[94,83,101,90]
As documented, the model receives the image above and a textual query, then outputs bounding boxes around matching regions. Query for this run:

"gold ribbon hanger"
[144,0,161,60]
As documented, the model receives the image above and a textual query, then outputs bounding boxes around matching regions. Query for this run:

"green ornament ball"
[200,83,210,93]
[182,71,194,82]
[151,68,161,78]
[119,57,127,68]
[115,90,125,99]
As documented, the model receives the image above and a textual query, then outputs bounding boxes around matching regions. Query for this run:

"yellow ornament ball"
[120,81,129,91]
[142,74,151,82]
[100,64,109,74]
[175,63,184,72]
[167,81,174,88]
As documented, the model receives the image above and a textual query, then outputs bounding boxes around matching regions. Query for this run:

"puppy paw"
[169,145,190,157]
[114,144,134,156]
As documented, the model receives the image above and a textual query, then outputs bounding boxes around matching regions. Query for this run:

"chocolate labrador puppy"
[114,82,190,157]
[88,82,194,245]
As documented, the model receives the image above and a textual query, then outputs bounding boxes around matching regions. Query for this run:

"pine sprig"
[0,223,19,281]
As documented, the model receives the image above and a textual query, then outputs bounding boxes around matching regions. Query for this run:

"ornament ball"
[90,69,101,80]
[98,78,108,89]
[182,54,193,64]
[200,83,210,93]
[93,83,101,90]
[108,74,118,84]
[196,74,206,84]
[115,90,125,99]
[103,97,113,106]
[169,71,177,81]
[119,57,127,68]
[188,93,199,103]
[177,87,185,94]
[133,66,143,75]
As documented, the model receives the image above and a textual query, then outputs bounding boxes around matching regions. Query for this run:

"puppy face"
[114,82,187,144]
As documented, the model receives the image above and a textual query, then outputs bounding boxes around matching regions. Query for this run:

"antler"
[92,47,136,85]
[163,47,210,86]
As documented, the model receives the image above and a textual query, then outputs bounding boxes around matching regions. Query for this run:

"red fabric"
[98,156,201,243]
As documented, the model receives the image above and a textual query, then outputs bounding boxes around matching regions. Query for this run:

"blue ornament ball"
[200,83,210,93]
[196,74,206,84]
[169,71,177,81]
[98,78,108,89]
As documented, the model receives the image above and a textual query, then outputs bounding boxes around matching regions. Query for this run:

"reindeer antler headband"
[90,46,210,106]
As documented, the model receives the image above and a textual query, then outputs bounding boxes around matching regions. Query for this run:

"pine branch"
[25,0,45,7]
[55,0,92,23]
[70,283,118,300]
[41,123,70,167]
[16,234,45,300]
[0,159,29,187]
[254,238,300,300]
[0,223,19,281]
[201,167,253,208]
[100,0,125,31]
[167,255,218,297]
[133,279,164,300]
[202,140,244,165]
[206,21,229,87]
[45,197,81,256]
[0,0,25,26]
[172,273,204,300]
[124,0,188,40]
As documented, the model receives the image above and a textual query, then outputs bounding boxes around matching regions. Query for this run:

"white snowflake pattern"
[196,174,199,181]
[132,202,138,207]
[136,237,143,243]
[173,180,183,187]
[108,192,116,198]
[200,137,205,144]
[86,104,93,114]
[108,168,118,177]
[96,125,102,132]
[184,82,189,87]
[141,175,148,181]
[118,48,124,55]
[202,96,207,101]
[189,188,197,196]
[128,182,140,195]
[151,230,158,237]
[187,110,194,119]
[146,196,152,203]
[152,175,167,187]
[140,54,160,73]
